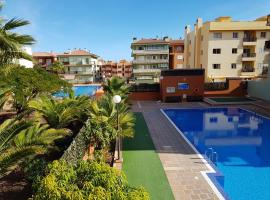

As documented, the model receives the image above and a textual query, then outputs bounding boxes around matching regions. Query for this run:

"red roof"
[169,40,184,45]
[57,49,98,58]
[33,52,56,57]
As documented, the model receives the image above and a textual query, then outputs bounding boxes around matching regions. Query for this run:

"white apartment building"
[184,16,270,82]
[57,49,100,84]
[131,38,170,83]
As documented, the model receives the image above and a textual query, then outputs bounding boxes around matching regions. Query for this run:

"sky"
[2,0,270,61]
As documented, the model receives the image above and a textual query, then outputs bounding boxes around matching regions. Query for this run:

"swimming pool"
[54,85,101,97]
[162,107,270,200]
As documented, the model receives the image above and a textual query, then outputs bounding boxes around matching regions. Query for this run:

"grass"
[122,113,174,200]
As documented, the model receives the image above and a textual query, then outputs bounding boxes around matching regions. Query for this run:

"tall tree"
[0,2,35,66]
[103,76,130,101]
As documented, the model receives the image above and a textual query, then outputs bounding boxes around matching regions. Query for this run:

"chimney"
[163,36,169,41]
[133,37,137,41]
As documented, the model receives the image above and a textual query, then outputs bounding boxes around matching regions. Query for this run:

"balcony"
[240,67,256,77]
[132,59,169,64]
[68,71,94,75]
[133,68,161,74]
[243,37,257,46]
[132,49,169,55]
[242,53,256,61]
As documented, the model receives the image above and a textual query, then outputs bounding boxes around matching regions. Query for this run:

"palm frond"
[2,18,30,31]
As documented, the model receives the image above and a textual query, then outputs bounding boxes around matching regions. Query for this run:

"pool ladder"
[204,147,218,165]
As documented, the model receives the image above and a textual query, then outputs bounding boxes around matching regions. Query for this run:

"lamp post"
[113,95,122,160]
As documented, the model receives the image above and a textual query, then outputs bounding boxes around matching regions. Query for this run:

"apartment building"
[169,40,184,69]
[33,52,57,69]
[184,16,270,82]
[57,49,100,84]
[101,60,132,80]
[131,38,170,83]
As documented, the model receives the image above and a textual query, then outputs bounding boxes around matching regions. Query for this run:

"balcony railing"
[133,68,161,73]
[132,49,169,55]
[242,53,256,57]
[67,71,94,75]
[241,67,255,72]
[132,59,169,64]
[243,37,257,42]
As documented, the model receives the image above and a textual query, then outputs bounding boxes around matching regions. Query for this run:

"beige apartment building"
[184,16,270,82]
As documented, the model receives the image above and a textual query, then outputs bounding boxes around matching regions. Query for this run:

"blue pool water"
[163,107,270,200]
[54,85,100,97]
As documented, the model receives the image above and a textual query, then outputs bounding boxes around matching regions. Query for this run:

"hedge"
[61,126,88,165]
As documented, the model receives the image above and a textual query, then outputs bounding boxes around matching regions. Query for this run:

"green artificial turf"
[209,97,255,103]
[122,113,174,200]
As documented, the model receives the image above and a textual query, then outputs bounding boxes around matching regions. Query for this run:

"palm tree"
[0,116,32,154]
[49,61,65,74]
[0,87,12,110]
[0,123,69,176]
[89,94,135,138]
[103,76,130,101]
[28,95,91,129]
[0,3,35,66]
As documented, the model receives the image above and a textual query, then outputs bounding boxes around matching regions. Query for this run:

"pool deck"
[131,101,270,200]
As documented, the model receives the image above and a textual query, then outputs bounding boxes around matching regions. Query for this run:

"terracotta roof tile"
[57,49,98,58]
[33,52,56,57]
[169,40,184,44]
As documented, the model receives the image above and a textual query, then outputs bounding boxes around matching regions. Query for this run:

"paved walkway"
[132,101,219,200]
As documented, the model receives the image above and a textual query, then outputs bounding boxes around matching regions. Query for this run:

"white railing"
[132,59,169,64]
[133,69,161,73]
[132,50,169,55]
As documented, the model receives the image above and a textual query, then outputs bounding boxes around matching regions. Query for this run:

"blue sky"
[2,0,270,61]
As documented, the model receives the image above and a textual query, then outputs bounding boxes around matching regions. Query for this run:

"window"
[176,46,183,52]
[201,35,204,41]
[213,32,222,39]
[231,63,237,69]
[265,40,270,49]
[201,50,203,55]
[38,59,43,63]
[232,48,237,54]
[261,32,266,38]
[189,40,191,44]
[177,55,183,60]
[46,59,51,65]
[213,64,221,69]
[210,117,218,123]
[213,48,221,54]
[233,32,238,38]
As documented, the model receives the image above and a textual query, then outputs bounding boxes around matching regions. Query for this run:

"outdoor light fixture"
[267,15,270,26]
[113,95,122,160]
[113,95,121,104]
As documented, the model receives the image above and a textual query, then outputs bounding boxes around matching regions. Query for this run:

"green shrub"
[22,158,48,183]
[32,160,149,200]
